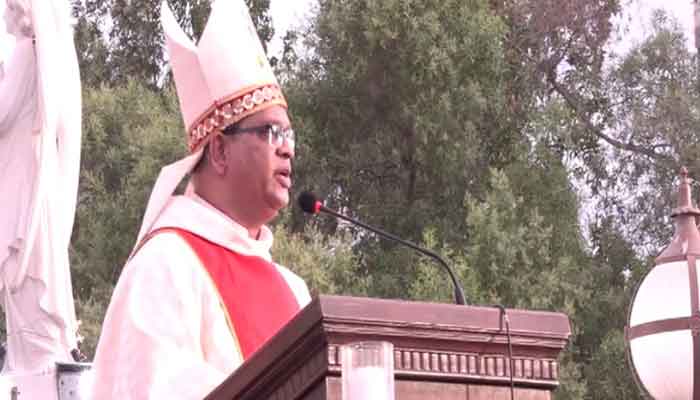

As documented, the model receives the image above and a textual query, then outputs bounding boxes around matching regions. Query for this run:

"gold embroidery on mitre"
[187,84,287,153]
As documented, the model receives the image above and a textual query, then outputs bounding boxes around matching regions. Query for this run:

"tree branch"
[545,69,676,166]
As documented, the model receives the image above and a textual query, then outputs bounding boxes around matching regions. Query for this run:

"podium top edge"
[314,295,572,338]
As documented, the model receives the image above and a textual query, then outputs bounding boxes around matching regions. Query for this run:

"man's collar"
[151,193,274,261]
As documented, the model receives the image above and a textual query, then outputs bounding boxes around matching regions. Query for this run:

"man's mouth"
[275,168,292,189]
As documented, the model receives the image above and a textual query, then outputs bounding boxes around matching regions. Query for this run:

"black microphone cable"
[495,304,515,400]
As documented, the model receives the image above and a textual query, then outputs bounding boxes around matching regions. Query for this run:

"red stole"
[151,228,300,360]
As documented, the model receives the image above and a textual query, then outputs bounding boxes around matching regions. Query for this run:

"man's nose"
[276,139,295,159]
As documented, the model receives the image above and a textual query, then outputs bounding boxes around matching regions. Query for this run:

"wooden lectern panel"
[206,295,571,400]
[326,379,551,400]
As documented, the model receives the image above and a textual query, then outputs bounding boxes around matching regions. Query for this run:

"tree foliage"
[285,0,514,300]
[72,0,274,88]
[271,219,370,297]
[281,0,659,398]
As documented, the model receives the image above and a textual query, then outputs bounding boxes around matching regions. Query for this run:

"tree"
[72,0,274,88]
[595,12,696,253]
[489,0,622,158]
[285,0,511,295]
[530,9,697,256]
[71,0,111,88]
[280,1,675,398]
[575,217,649,399]
[271,217,370,297]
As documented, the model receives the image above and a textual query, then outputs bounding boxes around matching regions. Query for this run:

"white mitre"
[136,0,287,244]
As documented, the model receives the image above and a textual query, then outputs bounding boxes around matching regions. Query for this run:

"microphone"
[298,191,467,305]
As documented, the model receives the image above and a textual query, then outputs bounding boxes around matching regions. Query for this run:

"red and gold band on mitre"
[188,84,287,153]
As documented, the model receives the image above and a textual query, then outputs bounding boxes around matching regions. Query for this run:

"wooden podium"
[206,295,571,400]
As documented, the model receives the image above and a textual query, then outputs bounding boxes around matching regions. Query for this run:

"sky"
[268,0,315,57]
[0,1,696,67]
[617,0,695,52]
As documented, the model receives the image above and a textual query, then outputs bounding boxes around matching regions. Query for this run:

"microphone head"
[298,191,320,214]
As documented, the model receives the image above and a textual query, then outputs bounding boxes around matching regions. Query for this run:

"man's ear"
[207,134,228,176]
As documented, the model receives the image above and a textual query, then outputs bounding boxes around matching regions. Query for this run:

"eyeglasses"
[223,123,295,150]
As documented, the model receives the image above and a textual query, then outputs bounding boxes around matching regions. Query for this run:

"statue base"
[0,362,92,400]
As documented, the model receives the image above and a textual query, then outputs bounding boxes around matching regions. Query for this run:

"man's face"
[223,105,294,218]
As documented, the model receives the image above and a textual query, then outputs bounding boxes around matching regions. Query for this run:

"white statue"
[0,0,81,373]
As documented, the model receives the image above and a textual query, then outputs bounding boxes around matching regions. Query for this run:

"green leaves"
[72,0,273,88]
[585,330,643,399]
[272,221,369,297]
[289,0,510,247]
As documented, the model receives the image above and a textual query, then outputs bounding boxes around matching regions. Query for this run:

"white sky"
[0,1,695,68]
[268,0,315,57]
[616,0,695,52]
[632,0,694,35]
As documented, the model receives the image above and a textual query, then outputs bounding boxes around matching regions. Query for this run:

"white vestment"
[0,0,82,372]
[91,194,311,400]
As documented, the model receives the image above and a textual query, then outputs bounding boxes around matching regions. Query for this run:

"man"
[90,1,311,398]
